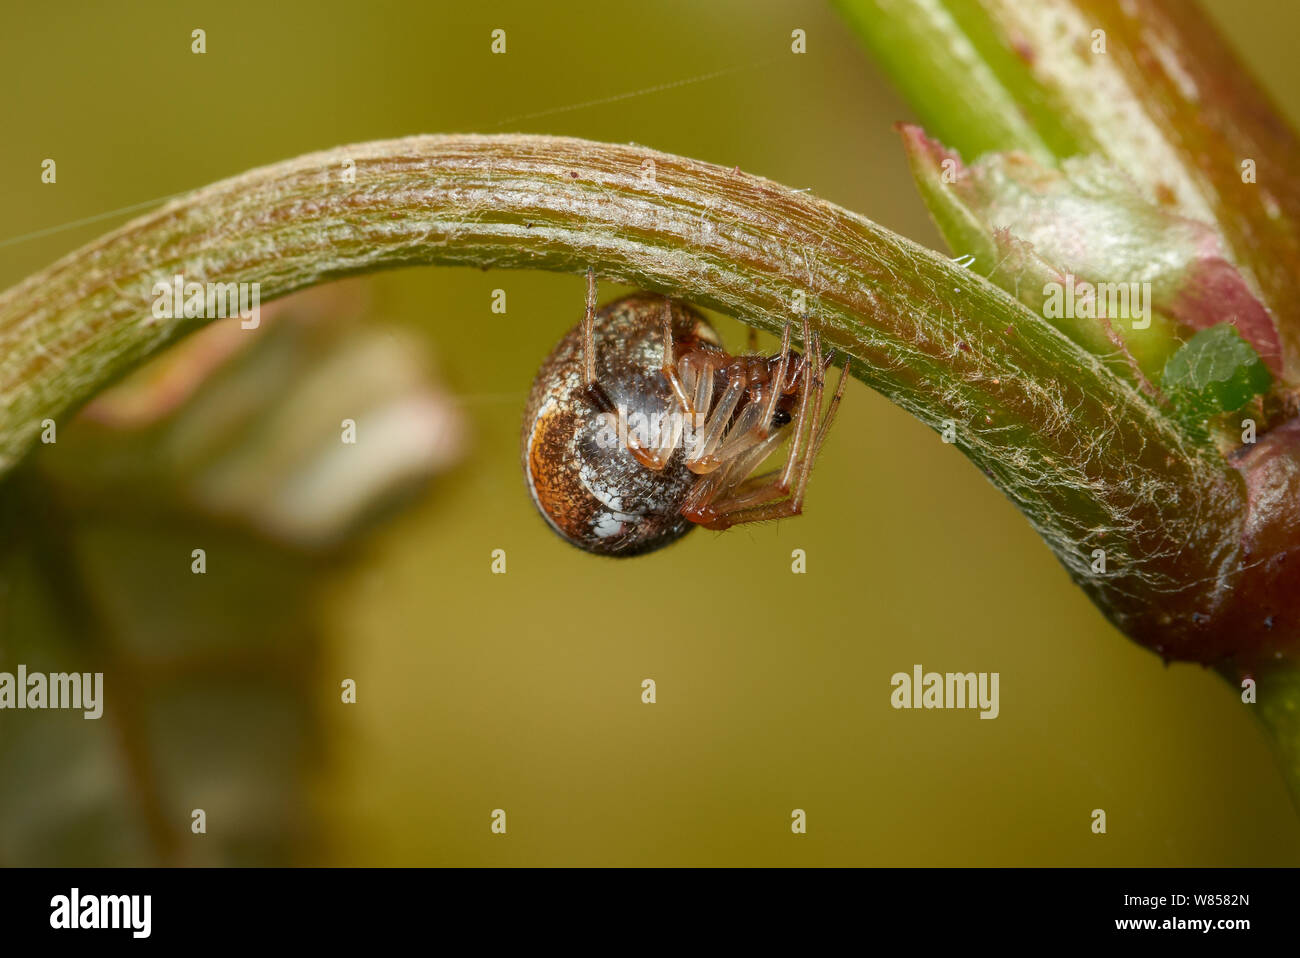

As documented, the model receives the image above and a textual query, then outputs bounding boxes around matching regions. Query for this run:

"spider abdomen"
[521,294,718,556]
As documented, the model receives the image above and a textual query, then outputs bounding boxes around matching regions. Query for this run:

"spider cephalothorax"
[521,271,847,556]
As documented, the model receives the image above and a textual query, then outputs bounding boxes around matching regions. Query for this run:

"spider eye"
[771,409,792,427]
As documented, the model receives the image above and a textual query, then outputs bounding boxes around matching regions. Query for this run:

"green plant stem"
[0,133,1246,648]
[834,0,1300,384]
[831,0,1059,163]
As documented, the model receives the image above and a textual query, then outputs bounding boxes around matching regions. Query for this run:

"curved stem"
[0,133,1242,648]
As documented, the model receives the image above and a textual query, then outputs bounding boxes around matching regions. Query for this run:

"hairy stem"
[0,133,1243,653]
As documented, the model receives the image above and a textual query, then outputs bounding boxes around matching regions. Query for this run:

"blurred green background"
[3,0,1299,865]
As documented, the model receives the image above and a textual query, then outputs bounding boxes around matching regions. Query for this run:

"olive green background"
[3,0,1299,865]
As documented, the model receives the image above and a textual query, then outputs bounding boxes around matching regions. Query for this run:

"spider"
[521,270,848,556]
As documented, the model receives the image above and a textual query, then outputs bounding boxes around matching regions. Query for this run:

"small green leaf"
[1162,324,1272,421]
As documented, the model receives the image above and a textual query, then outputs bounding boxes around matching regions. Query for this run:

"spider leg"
[789,331,828,493]
[687,353,714,419]
[617,403,681,471]
[756,321,792,436]
[685,321,819,518]
[581,268,601,390]
[694,489,801,530]
[708,468,786,512]
[681,431,787,521]
[713,329,822,521]
[658,299,697,414]
[773,323,818,492]
[679,319,799,474]
[683,367,746,473]
[581,269,618,419]
[811,352,850,461]
[700,398,771,467]
[698,320,795,470]
[780,314,814,394]
[685,329,849,531]
[681,456,739,516]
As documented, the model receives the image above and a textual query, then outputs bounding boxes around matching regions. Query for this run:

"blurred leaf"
[0,282,466,865]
